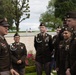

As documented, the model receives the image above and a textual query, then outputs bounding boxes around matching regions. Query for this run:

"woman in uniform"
[56,27,73,75]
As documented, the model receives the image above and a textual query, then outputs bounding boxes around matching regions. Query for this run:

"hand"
[66,68,71,75]
[10,69,19,75]
[17,60,22,64]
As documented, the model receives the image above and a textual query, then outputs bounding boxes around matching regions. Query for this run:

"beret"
[63,27,73,32]
[39,22,46,26]
[14,33,20,37]
[65,11,76,19]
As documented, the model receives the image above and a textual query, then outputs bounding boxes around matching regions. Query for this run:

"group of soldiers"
[0,11,76,75]
[54,11,76,75]
[34,11,76,75]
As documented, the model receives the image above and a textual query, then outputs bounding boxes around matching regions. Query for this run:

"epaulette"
[35,33,40,37]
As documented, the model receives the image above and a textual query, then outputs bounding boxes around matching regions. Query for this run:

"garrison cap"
[39,22,46,26]
[0,18,9,27]
[65,11,76,19]
[14,33,20,37]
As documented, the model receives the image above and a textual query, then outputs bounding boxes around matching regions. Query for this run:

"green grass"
[26,71,57,75]
[26,72,46,75]
[25,66,57,75]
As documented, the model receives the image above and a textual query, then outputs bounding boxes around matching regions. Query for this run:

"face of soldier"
[63,31,72,40]
[14,36,20,43]
[66,18,76,28]
[0,26,8,36]
[39,26,46,33]
[56,28,61,34]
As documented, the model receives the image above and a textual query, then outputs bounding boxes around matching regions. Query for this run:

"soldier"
[10,33,27,75]
[34,23,53,75]
[65,11,76,75]
[0,18,19,75]
[52,27,61,73]
[56,27,72,75]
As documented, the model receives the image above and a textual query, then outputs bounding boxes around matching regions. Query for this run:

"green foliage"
[0,0,30,32]
[39,0,62,29]
[40,12,62,29]
[26,72,46,75]
[54,0,76,19]
[9,26,17,32]
[11,0,30,32]
[40,0,76,29]
[25,66,36,73]
[25,71,57,75]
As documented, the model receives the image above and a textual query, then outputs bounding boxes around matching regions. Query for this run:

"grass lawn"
[26,72,57,75]
[25,66,57,75]
[26,72,45,75]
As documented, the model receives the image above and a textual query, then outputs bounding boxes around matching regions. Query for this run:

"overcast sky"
[19,0,50,31]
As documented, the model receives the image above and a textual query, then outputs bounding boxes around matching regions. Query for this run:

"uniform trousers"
[35,61,51,75]
[14,68,25,75]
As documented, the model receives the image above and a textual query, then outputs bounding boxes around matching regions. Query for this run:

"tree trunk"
[15,22,19,32]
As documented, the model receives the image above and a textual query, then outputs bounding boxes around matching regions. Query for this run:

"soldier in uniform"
[56,27,72,75]
[10,33,27,75]
[52,27,61,74]
[0,18,19,75]
[34,23,53,75]
[65,11,76,75]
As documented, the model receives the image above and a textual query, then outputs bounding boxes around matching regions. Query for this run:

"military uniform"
[56,38,71,75]
[0,18,12,75]
[65,11,76,75]
[10,42,27,75]
[68,32,76,75]
[0,35,11,74]
[34,33,53,75]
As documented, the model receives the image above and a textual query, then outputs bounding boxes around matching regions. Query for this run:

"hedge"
[25,66,36,73]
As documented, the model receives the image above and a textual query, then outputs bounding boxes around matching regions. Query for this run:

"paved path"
[5,32,56,37]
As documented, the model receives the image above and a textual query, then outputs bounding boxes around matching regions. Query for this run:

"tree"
[0,0,30,32]
[12,0,30,32]
[39,0,62,29]
[2,0,14,29]
[54,0,76,19]
[40,12,62,29]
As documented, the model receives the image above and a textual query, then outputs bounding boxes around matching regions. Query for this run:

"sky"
[19,0,50,31]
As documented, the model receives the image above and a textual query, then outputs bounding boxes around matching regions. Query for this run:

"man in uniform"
[34,23,53,75]
[0,18,19,75]
[10,33,27,75]
[65,11,76,75]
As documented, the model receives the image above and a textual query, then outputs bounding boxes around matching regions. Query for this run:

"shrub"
[25,50,35,66]
[25,66,36,73]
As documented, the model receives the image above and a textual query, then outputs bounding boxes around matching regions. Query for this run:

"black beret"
[14,33,20,37]
[39,22,46,26]
[63,27,73,32]
[0,18,9,27]
[65,11,76,19]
